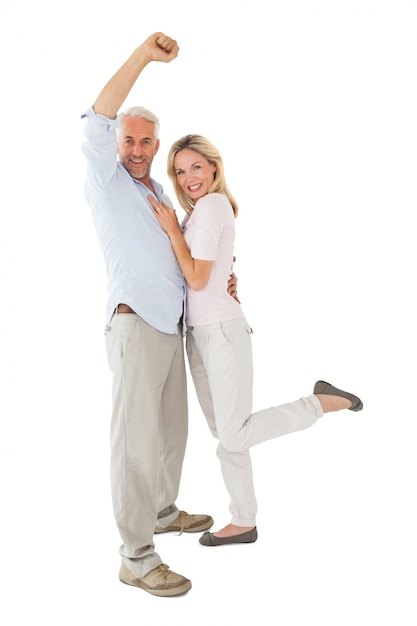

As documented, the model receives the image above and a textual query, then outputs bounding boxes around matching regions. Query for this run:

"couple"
[81,32,363,598]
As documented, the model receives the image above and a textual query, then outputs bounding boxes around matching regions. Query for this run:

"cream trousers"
[105,312,187,578]
[186,317,323,526]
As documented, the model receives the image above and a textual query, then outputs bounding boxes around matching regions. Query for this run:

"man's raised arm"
[93,32,179,119]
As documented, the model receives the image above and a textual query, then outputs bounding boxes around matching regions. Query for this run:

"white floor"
[1,0,416,623]
[2,353,416,625]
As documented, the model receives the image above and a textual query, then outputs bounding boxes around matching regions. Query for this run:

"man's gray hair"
[117,106,160,138]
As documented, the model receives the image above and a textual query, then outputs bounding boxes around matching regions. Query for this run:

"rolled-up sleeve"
[81,107,119,190]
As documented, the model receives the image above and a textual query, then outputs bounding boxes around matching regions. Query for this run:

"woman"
[148,134,363,546]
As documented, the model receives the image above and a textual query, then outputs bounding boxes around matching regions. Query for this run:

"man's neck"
[133,176,155,194]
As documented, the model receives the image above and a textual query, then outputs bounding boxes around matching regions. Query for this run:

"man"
[81,32,237,597]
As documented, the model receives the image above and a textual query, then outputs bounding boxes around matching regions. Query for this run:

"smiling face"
[173,149,217,203]
[117,115,160,188]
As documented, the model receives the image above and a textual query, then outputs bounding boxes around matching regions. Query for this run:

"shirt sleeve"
[190,194,233,261]
[81,107,119,189]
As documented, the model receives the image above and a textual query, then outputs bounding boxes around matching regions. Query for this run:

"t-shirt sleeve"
[190,194,232,261]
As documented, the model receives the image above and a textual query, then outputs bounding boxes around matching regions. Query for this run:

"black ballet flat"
[314,380,363,412]
[199,527,258,546]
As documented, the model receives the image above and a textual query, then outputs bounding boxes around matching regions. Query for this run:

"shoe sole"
[154,525,212,534]
[199,528,258,546]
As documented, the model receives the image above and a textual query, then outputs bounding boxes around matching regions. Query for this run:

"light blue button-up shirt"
[81,107,185,334]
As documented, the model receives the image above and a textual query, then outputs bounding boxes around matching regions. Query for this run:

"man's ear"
[154,138,160,155]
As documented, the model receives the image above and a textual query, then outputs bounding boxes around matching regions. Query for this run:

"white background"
[1,0,416,623]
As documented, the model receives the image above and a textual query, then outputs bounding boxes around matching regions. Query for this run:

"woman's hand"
[148,195,213,291]
[148,195,181,239]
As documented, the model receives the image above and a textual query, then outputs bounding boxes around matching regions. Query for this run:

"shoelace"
[176,510,189,535]
[155,564,170,580]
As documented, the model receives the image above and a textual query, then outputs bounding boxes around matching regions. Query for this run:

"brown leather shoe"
[199,527,258,546]
[119,562,191,597]
[314,380,363,412]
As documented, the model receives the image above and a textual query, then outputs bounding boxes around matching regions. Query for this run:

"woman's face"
[174,149,216,203]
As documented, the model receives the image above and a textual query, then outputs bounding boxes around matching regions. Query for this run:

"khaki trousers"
[105,312,187,577]
[186,318,323,526]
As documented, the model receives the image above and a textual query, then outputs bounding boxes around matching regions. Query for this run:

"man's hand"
[228,257,240,303]
[144,32,179,64]
[228,273,240,303]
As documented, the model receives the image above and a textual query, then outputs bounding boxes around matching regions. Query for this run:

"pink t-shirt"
[181,193,244,326]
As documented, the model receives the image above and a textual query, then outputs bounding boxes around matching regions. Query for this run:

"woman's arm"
[148,196,213,291]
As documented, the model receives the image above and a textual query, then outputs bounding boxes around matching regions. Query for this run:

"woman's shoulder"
[196,193,233,215]
[199,192,230,205]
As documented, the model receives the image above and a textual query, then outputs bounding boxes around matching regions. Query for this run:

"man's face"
[118,115,160,184]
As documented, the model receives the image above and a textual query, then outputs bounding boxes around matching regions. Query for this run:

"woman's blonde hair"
[167,134,238,216]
